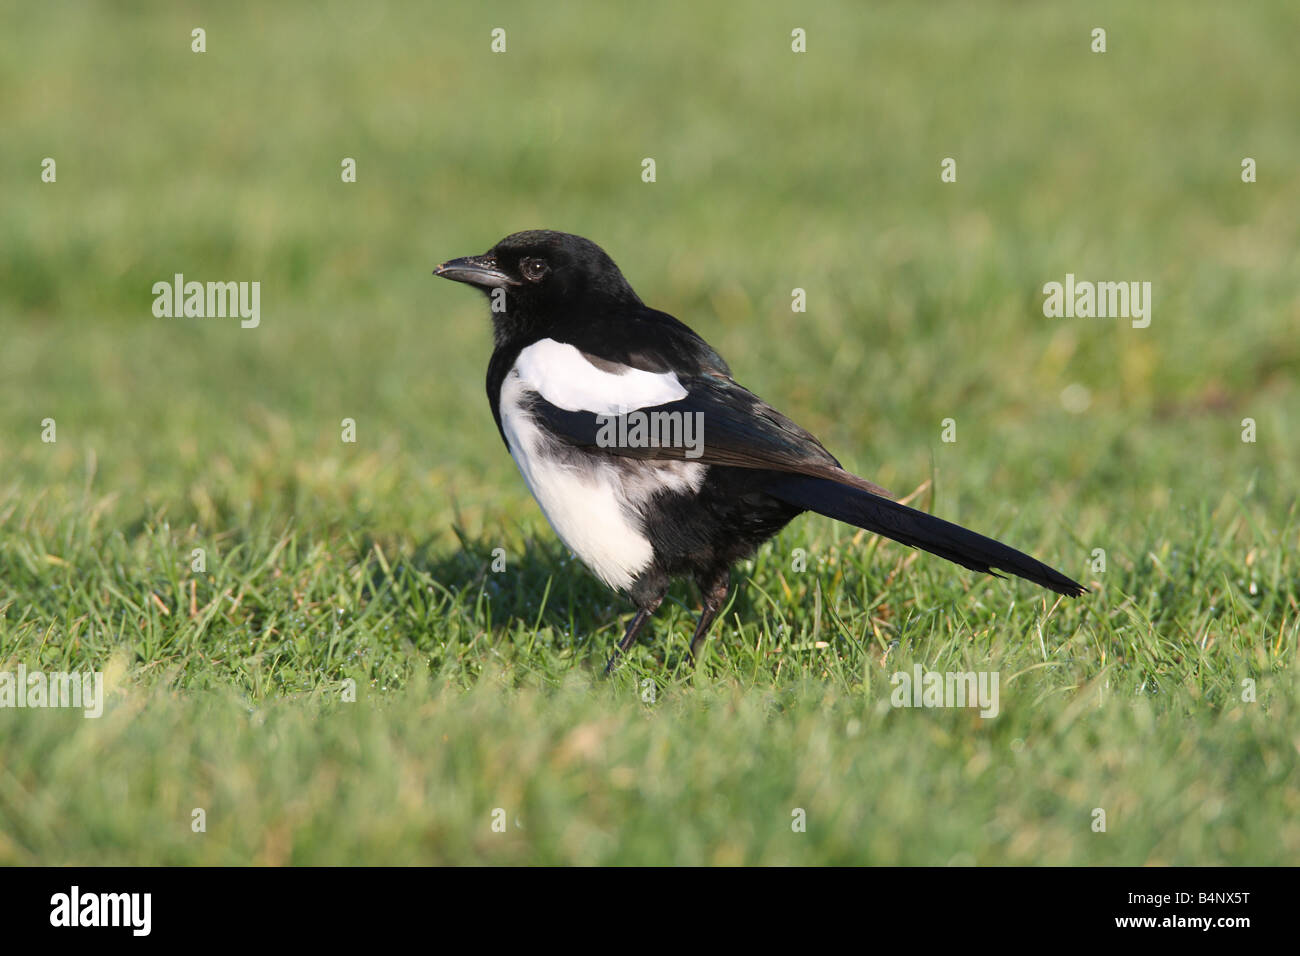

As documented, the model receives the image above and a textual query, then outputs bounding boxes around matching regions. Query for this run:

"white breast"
[498,340,705,592]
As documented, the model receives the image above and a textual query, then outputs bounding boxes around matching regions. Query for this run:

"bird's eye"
[520,257,549,282]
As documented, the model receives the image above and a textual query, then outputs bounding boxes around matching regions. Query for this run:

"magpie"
[434,230,1085,672]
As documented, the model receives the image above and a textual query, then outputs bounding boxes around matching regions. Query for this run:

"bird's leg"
[603,596,662,675]
[688,570,732,666]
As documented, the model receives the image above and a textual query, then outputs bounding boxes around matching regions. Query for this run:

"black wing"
[524,370,897,499]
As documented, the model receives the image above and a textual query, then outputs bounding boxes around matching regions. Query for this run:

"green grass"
[1,0,1297,864]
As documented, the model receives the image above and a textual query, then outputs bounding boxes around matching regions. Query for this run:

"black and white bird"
[434,230,1084,672]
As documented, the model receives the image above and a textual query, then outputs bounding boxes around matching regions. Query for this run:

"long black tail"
[767,474,1085,597]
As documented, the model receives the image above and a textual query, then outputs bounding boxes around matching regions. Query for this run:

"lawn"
[0,0,1296,864]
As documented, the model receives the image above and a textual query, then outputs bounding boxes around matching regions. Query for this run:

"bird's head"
[434,230,641,338]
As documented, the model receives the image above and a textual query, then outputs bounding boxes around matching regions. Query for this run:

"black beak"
[433,255,519,288]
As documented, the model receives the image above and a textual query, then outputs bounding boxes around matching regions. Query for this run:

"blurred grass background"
[0,0,1297,864]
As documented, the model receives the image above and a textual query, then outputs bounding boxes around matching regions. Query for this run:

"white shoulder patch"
[513,338,687,414]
